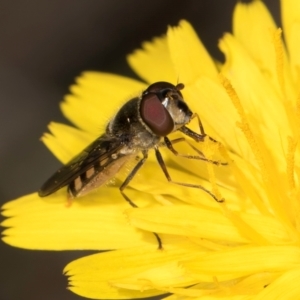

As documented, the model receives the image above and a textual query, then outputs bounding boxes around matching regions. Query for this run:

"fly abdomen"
[68,166,98,198]
[67,154,131,199]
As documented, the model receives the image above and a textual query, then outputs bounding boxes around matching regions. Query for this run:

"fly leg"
[164,137,227,166]
[155,147,224,203]
[195,112,206,135]
[119,150,163,249]
[179,113,217,143]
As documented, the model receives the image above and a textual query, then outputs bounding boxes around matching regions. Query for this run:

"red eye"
[140,93,174,136]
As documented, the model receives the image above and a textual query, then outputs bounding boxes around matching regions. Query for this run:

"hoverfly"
[39,82,226,248]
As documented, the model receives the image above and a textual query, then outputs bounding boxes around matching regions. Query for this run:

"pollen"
[219,75,267,183]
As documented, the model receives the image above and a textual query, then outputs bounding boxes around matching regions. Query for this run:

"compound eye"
[140,93,174,136]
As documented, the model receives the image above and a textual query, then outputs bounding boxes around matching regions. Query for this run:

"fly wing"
[38,134,125,197]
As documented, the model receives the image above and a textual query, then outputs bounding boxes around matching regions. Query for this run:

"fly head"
[140,82,193,137]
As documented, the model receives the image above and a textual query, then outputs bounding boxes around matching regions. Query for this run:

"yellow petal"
[182,245,300,281]
[219,33,291,166]
[167,20,218,85]
[1,190,164,250]
[281,0,300,82]
[127,205,290,245]
[219,39,299,230]
[111,261,196,291]
[183,77,240,149]
[61,72,146,135]
[41,122,95,164]
[162,273,278,299]
[233,1,277,84]
[131,156,239,210]
[64,242,202,299]
[254,268,300,300]
[127,36,177,83]
[233,1,295,102]
[165,294,252,300]
[127,205,247,243]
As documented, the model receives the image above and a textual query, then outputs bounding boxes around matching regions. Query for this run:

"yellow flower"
[2,0,300,299]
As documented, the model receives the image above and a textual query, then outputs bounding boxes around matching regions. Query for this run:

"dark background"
[0,1,279,299]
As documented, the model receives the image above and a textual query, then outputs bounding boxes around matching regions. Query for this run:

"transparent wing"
[38,134,124,196]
